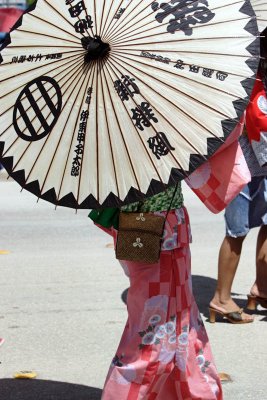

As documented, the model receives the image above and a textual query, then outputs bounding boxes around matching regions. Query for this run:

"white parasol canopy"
[0,0,260,208]
[251,0,267,32]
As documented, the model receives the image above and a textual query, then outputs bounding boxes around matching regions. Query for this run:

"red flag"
[246,76,267,142]
[0,8,23,33]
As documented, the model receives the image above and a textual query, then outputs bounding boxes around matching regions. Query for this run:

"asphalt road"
[0,170,266,400]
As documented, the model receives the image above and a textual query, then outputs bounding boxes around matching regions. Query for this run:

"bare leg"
[250,225,267,298]
[210,236,253,321]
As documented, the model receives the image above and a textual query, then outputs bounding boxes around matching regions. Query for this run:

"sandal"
[209,307,254,324]
[247,294,267,310]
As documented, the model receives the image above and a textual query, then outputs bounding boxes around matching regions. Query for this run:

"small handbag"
[115,186,178,264]
[116,212,165,264]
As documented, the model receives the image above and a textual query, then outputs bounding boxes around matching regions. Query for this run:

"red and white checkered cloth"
[186,121,251,213]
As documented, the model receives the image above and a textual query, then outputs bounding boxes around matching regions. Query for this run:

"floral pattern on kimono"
[101,208,222,400]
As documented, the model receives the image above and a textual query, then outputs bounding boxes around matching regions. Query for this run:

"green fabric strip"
[121,182,183,213]
[89,183,183,229]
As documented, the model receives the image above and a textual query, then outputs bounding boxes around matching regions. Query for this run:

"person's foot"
[250,282,267,299]
[248,283,267,309]
[210,297,254,322]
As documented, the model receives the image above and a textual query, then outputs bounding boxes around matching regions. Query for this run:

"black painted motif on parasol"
[74,15,93,34]
[13,76,62,142]
[114,8,126,20]
[65,0,110,63]
[65,0,93,33]
[151,0,215,35]
[131,102,158,131]
[148,132,175,160]
[65,0,86,17]
[114,75,140,101]
[114,75,175,159]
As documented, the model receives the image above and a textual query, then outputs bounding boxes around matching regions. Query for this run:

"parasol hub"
[81,36,110,63]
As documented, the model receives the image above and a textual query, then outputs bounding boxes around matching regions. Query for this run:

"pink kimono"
[99,209,223,400]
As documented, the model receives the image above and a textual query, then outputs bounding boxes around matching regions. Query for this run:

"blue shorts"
[225,176,267,237]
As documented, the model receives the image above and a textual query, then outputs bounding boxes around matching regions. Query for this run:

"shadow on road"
[121,288,128,305]
[0,379,102,400]
[121,276,227,317]
[192,274,217,318]
[121,274,267,321]
[192,275,267,320]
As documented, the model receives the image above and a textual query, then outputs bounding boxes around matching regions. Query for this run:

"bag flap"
[119,212,165,235]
